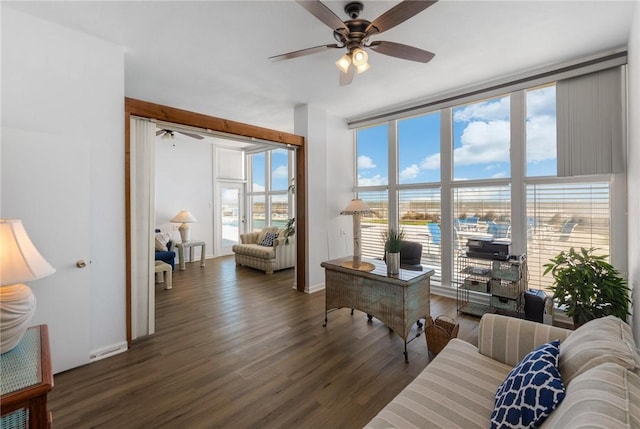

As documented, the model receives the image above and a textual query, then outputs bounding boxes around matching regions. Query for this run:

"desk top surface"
[321,257,435,285]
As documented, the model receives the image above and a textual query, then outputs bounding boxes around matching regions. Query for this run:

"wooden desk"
[321,257,434,362]
[1,325,53,429]
[175,241,206,271]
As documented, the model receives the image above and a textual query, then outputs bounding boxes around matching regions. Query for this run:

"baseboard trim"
[90,342,128,362]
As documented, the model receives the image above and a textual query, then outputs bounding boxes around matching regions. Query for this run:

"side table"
[1,325,54,429]
[175,241,206,271]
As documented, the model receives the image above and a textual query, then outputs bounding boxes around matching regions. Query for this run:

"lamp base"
[178,223,190,243]
[0,284,36,354]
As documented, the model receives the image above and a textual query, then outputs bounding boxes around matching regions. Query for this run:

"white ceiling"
[4,1,637,133]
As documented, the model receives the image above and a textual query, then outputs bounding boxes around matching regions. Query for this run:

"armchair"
[232,227,295,274]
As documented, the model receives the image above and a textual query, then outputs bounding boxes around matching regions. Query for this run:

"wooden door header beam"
[125,97,304,147]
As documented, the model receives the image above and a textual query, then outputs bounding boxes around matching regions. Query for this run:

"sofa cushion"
[231,243,275,259]
[365,339,512,429]
[259,231,278,247]
[540,362,640,429]
[559,316,640,385]
[491,340,565,429]
[155,232,171,251]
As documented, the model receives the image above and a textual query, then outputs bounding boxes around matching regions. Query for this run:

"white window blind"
[526,182,610,291]
[357,190,389,259]
[556,67,624,176]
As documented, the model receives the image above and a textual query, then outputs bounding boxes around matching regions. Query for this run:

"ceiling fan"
[269,0,437,86]
[156,129,204,140]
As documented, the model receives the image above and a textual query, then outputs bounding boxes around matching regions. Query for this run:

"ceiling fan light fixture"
[351,48,368,67]
[335,54,351,73]
[161,130,175,140]
[356,62,370,74]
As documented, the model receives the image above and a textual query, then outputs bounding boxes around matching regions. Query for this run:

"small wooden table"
[321,257,434,362]
[1,325,53,429]
[175,241,206,271]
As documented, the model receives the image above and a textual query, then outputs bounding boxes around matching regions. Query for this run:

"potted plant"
[382,228,405,274]
[283,217,295,244]
[543,247,630,328]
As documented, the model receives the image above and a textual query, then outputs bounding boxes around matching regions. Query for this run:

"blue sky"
[357,85,557,185]
[252,149,289,191]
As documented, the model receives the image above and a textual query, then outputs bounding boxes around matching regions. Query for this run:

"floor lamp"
[340,198,373,269]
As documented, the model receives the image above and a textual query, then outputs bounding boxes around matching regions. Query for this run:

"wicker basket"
[425,315,460,355]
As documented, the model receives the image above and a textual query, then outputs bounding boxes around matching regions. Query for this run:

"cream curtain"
[557,66,625,176]
[130,117,156,339]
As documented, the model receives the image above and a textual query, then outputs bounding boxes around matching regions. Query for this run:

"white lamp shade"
[351,48,368,67]
[0,219,55,353]
[335,54,351,74]
[0,219,56,287]
[171,210,197,224]
[340,198,373,215]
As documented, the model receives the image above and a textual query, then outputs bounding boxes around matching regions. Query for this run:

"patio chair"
[426,223,441,254]
[558,220,578,241]
[487,221,510,239]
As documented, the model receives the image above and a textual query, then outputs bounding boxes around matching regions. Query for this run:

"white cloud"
[454,97,510,122]
[454,120,510,165]
[272,165,288,178]
[252,183,265,192]
[526,115,557,163]
[400,164,420,180]
[526,86,556,118]
[491,171,507,179]
[358,155,376,169]
[420,153,440,170]
[358,174,387,186]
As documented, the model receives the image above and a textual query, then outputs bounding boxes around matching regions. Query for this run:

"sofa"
[366,314,640,429]
[232,227,295,274]
[154,231,176,270]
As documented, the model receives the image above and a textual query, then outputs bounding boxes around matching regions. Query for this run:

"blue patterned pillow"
[490,340,565,429]
[258,232,278,246]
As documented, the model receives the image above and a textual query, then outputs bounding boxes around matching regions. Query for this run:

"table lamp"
[340,198,373,269]
[0,219,56,353]
[171,210,197,243]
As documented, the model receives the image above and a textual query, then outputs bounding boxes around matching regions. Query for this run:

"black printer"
[466,237,511,260]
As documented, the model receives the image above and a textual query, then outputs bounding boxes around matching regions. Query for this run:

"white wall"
[627,2,640,340]
[1,7,126,369]
[155,135,214,259]
[326,115,357,260]
[294,105,353,292]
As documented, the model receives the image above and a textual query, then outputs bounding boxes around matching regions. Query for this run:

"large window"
[248,149,293,232]
[357,124,388,186]
[398,113,440,184]
[453,96,510,181]
[353,69,623,294]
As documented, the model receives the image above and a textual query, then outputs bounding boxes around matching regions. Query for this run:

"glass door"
[219,182,245,255]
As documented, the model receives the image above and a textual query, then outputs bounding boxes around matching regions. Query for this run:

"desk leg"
[200,243,206,267]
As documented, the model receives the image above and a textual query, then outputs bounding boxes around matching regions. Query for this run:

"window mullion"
[511,90,527,255]
[440,107,453,287]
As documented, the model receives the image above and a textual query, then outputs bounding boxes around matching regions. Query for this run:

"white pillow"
[155,233,171,251]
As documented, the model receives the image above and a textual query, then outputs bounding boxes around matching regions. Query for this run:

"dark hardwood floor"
[49,256,481,428]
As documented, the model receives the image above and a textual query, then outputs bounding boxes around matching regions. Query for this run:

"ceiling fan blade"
[366,0,438,36]
[156,130,164,136]
[369,41,435,63]
[269,44,340,61]
[339,65,355,86]
[178,131,204,140]
[296,0,349,32]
